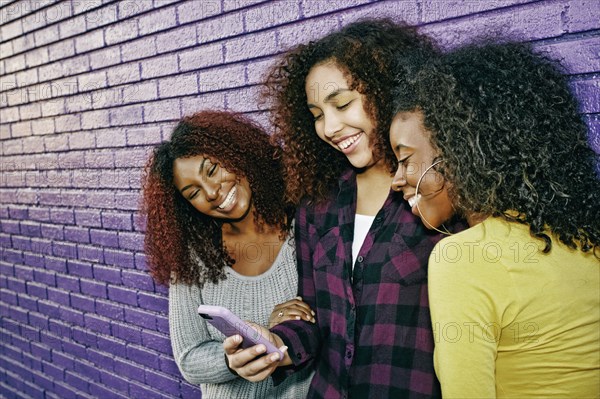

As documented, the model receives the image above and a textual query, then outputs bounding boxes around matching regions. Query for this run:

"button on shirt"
[272,169,450,399]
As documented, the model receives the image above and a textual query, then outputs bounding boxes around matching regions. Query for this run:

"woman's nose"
[391,165,407,192]
[201,178,220,201]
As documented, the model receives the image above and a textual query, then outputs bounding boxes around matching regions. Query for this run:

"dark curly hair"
[392,41,600,254]
[141,111,294,286]
[264,19,438,204]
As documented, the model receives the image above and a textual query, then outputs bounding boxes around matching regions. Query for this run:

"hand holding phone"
[198,305,284,358]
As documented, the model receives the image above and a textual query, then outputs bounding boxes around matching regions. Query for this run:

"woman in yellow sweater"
[389,42,600,398]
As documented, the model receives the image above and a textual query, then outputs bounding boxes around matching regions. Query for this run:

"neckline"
[224,233,292,281]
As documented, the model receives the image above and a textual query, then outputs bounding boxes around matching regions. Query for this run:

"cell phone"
[198,305,284,358]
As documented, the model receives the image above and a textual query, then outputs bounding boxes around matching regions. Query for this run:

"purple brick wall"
[0,0,598,397]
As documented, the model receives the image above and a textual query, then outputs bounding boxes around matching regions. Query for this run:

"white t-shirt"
[352,213,375,269]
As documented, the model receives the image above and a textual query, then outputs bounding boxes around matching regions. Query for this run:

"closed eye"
[188,189,200,200]
[208,164,217,177]
[336,100,353,110]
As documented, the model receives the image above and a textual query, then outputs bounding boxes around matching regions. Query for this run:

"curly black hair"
[392,41,600,253]
[264,19,438,204]
[141,111,294,286]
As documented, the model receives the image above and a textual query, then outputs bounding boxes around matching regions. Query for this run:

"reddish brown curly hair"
[263,19,438,204]
[141,111,294,286]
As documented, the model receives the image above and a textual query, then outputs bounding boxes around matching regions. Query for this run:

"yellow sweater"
[429,217,599,398]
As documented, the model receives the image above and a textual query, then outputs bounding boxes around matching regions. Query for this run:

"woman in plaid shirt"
[224,20,462,398]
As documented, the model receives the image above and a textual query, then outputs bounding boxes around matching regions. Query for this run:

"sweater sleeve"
[168,281,237,385]
[428,237,511,399]
[271,204,322,384]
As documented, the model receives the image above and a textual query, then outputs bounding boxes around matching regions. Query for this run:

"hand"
[223,323,291,382]
[269,296,316,327]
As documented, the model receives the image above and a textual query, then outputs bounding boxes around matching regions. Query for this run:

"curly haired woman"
[141,110,314,398]
[224,19,463,398]
[390,42,600,397]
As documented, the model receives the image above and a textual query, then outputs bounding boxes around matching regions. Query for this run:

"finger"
[287,298,316,316]
[281,307,315,322]
[236,346,287,380]
[223,334,243,354]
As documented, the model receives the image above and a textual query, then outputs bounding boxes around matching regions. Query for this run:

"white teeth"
[338,133,361,150]
[218,186,237,209]
[408,194,421,208]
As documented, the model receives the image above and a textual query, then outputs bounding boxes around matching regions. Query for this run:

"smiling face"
[172,155,253,221]
[305,61,377,169]
[390,111,454,229]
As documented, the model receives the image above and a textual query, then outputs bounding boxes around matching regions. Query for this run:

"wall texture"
[0,0,598,398]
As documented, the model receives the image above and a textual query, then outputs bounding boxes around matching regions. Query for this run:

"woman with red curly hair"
[141,110,314,398]
[224,20,463,398]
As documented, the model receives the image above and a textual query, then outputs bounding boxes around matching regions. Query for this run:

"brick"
[41,223,64,240]
[31,118,56,135]
[93,265,122,285]
[68,131,96,150]
[156,25,197,54]
[101,211,133,230]
[45,256,67,273]
[4,54,25,74]
[421,1,566,50]
[105,19,139,45]
[140,54,178,79]
[109,104,143,126]
[25,47,50,68]
[89,46,120,69]
[21,221,42,237]
[199,64,246,92]
[141,330,170,353]
[143,98,181,123]
[113,358,144,382]
[226,86,263,112]
[48,39,76,62]
[70,292,95,312]
[244,0,301,31]
[158,73,198,97]
[90,229,119,247]
[15,68,38,87]
[107,62,141,86]
[197,11,244,43]
[98,369,129,394]
[179,42,224,72]
[535,36,600,75]
[277,12,339,50]
[74,209,101,227]
[122,269,154,291]
[114,191,141,211]
[44,134,69,152]
[124,307,155,329]
[77,244,104,263]
[49,209,75,224]
[78,70,107,92]
[53,241,77,258]
[122,80,158,103]
[104,248,135,268]
[92,87,123,109]
[177,0,222,24]
[80,279,107,299]
[571,78,600,113]
[64,226,90,243]
[40,98,66,119]
[420,0,526,23]
[54,114,81,133]
[126,125,162,146]
[565,0,600,32]
[81,109,109,129]
[84,3,118,29]
[138,7,177,35]
[121,36,157,62]
[61,55,90,76]
[108,285,138,306]
[224,30,277,62]
[85,190,116,209]
[1,19,22,42]
[13,32,36,54]
[117,231,144,251]
[96,129,127,148]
